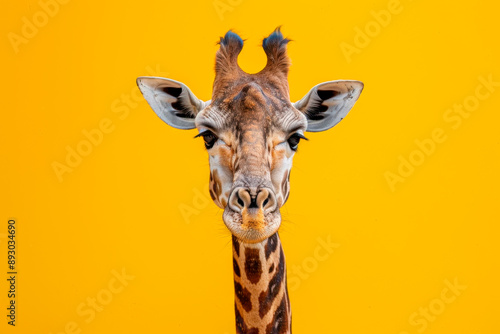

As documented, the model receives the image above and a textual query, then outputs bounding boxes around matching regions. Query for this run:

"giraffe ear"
[293,80,364,132]
[136,76,209,130]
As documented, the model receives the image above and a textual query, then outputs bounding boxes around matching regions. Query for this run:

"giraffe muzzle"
[223,186,281,243]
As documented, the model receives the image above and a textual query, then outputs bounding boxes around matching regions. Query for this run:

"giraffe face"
[137,29,363,243]
[195,81,308,243]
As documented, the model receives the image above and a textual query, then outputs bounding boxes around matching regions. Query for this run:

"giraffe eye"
[196,130,218,149]
[287,133,307,151]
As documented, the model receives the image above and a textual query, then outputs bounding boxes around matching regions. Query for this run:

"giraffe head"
[137,29,363,243]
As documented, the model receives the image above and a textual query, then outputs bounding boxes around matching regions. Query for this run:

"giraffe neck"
[232,233,291,334]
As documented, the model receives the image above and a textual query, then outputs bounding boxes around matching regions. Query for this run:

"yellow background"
[1,0,499,333]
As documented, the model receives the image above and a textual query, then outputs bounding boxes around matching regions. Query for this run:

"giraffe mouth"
[222,207,282,243]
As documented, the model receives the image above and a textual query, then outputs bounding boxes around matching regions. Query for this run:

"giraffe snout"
[223,186,281,243]
[228,187,277,215]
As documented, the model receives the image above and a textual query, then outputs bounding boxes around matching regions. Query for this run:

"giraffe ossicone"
[137,28,363,333]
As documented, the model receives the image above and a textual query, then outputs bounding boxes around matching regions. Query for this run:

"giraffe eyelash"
[289,133,308,141]
[195,130,218,149]
[287,133,308,151]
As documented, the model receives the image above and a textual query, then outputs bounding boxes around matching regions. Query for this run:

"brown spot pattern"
[259,248,285,318]
[265,295,289,334]
[235,304,259,334]
[232,235,240,256]
[265,233,278,260]
[234,282,252,312]
[244,248,262,284]
[233,258,241,277]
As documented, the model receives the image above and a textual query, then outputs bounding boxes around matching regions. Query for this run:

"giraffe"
[137,28,363,333]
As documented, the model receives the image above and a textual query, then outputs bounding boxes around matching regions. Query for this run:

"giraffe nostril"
[257,188,277,214]
[228,186,277,214]
[237,195,244,208]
